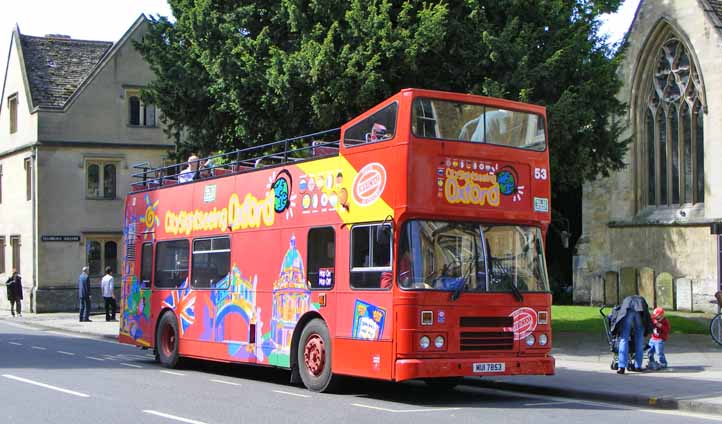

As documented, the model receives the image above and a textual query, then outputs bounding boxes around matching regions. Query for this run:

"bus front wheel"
[298,319,336,392]
[156,312,180,368]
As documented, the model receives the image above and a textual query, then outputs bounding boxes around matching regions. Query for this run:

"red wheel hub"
[303,334,325,377]
[161,324,175,357]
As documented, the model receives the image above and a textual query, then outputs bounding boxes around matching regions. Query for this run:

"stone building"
[575,0,722,313]
[0,16,174,312]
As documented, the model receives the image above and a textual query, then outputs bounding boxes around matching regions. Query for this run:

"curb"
[0,316,120,342]
[465,378,722,416]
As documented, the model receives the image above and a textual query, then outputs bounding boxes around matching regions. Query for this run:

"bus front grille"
[460,317,513,327]
[459,331,514,351]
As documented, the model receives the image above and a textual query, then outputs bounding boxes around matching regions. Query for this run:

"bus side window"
[140,242,153,289]
[155,240,190,289]
[307,227,335,290]
[191,237,230,289]
[350,224,392,289]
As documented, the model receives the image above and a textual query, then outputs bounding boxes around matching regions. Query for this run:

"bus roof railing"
[130,128,341,192]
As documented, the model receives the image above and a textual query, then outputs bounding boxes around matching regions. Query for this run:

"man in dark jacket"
[78,266,91,322]
[5,268,22,317]
[610,295,652,374]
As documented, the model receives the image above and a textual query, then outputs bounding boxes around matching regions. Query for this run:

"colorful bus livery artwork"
[119,88,555,392]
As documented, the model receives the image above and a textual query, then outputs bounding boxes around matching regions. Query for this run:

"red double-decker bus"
[119,88,554,392]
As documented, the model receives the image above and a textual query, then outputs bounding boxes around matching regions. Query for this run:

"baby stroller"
[599,305,647,370]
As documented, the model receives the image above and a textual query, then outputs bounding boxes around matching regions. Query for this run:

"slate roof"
[708,0,722,19]
[19,34,112,108]
[699,0,722,30]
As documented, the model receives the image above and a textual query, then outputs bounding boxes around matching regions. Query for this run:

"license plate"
[473,362,505,373]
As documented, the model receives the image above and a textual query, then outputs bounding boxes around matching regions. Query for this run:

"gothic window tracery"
[644,37,704,206]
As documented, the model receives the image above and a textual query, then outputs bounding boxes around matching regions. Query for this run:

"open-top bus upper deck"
[129,88,550,229]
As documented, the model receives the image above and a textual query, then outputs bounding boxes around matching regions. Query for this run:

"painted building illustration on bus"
[269,235,311,366]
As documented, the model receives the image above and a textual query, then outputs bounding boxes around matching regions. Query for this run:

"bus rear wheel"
[298,319,336,392]
[156,312,180,368]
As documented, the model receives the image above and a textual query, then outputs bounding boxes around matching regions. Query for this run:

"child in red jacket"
[647,307,670,370]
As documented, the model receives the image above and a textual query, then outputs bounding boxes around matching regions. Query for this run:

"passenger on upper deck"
[368,123,391,143]
[178,155,200,183]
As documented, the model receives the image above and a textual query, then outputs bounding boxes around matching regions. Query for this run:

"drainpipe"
[711,222,722,314]
[30,146,37,313]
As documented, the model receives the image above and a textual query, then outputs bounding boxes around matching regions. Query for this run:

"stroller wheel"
[611,360,619,370]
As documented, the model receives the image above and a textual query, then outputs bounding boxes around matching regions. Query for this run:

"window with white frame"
[10,236,20,272]
[0,236,5,274]
[86,238,119,276]
[127,89,156,127]
[24,158,31,201]
[643,36,705,207]
[8,93,17,134]
[86,160,117,199]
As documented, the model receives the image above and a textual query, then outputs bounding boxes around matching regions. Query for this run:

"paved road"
[1,320,720,424]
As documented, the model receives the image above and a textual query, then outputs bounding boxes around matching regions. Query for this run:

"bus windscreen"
[398,220,549,293]
[411,98,546,151]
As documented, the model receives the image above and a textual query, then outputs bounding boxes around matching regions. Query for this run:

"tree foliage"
[137,0,628,193]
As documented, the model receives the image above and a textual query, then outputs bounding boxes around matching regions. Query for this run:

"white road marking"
[57,351,75,356]
[272,389,310,398]
[8,342,22,346]
[102,355,118,360]
[160,370,185,376]
[86,356,104,361]
[120,363,143,368]
[2,374,90,398]
[351,403,460,413]
[142,410,208,424]
[524,401,575,407]
[210,379,241,386]
[31,346,47,350]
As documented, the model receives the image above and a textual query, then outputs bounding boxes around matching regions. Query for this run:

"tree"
[137,0,628,291]
[138,0,627,191]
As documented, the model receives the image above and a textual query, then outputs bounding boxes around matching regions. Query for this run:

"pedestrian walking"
[78,266,92,322]
[610,295,653,374]
[101,266,117,321]
[5,268,22,317]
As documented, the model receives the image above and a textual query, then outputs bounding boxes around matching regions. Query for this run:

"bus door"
[334,222,394,379]
[151,239,191,347]
[126,241,154,347]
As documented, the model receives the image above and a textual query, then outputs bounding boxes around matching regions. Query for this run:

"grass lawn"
[552,305,709,334]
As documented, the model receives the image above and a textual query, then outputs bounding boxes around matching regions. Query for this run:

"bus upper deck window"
[344,102,398,147]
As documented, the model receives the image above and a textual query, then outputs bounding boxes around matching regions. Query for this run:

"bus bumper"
[395,355,555,381]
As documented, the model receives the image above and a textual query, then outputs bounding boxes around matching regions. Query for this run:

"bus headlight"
[434,335,445,349]
[525,334,535,346]
[419,336,431,349]
[539,334,548,346]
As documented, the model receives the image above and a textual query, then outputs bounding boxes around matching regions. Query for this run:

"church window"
[644,38,704,206]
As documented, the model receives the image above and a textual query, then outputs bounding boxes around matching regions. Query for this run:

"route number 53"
[534,168,548,180]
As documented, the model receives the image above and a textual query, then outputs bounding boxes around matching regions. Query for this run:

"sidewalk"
[475,332,722,415]
[1,311,721,414]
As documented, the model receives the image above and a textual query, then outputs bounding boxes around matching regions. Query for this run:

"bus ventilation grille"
[459,317,513,327]
[459,332,514,351]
